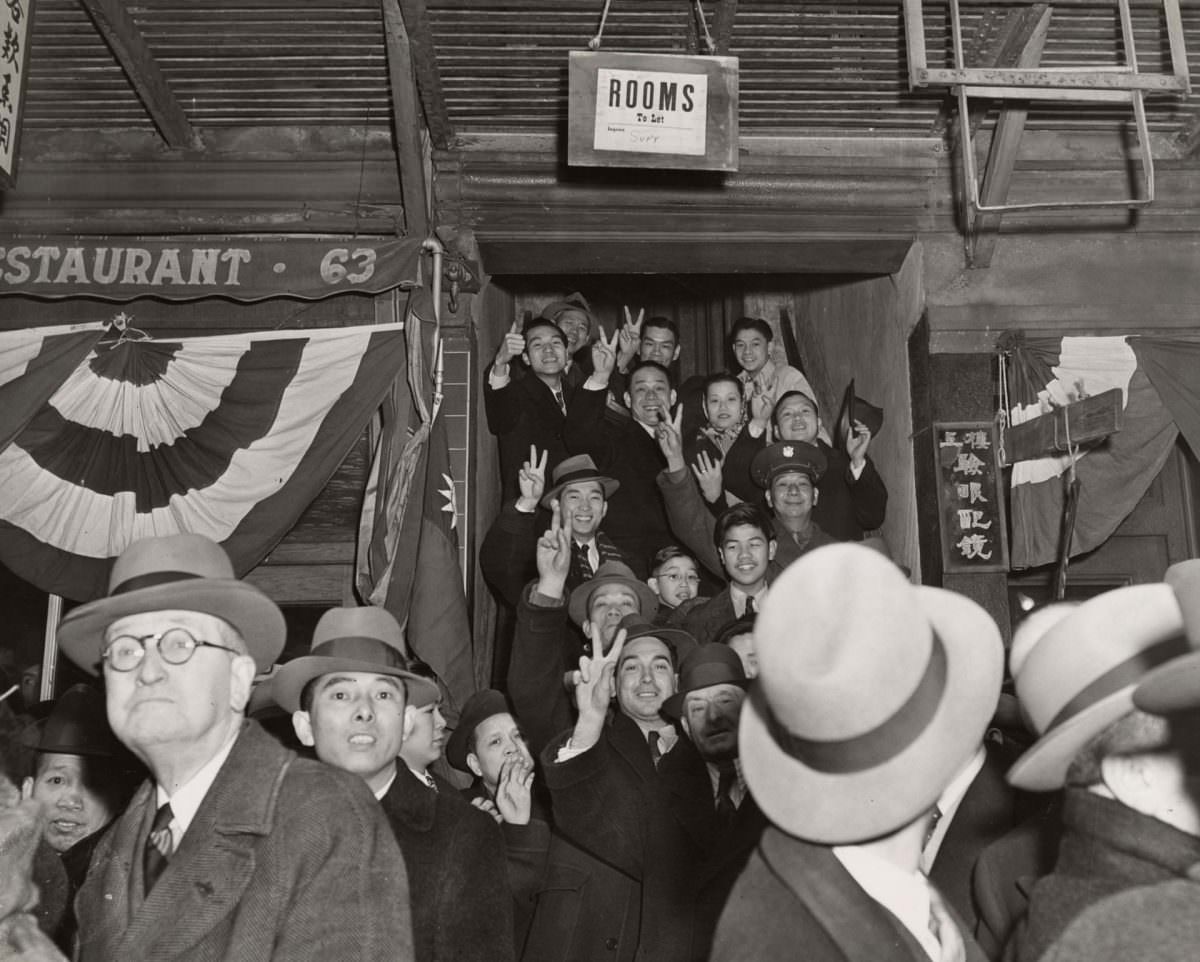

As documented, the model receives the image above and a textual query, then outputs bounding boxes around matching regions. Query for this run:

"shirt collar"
[833,844,940,961]
[155,728,239,845]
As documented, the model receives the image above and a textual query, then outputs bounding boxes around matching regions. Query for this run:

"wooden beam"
[1003,389,1122,463]
[928,8,1006,138]
[397,0,454,151]
[382,0,429,237]
[967,4,1052,267]
[76,0,197,150]
[713,0,738,56]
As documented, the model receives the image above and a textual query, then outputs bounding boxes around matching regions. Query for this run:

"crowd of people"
[3,295,1200,962]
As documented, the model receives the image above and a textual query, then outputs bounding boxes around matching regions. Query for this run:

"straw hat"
[1133,560,1200,715]
[272,606,440,713]
[740,543,1003,843]
[57,533,285,674]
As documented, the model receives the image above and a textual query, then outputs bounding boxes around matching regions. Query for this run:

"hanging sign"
[0,0,36,190]
[0,234,427,301]
[934,421,1010,573]
[568,51,738,172]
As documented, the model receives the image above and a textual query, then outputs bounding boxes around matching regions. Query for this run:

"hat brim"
[541,475,620,510]
[738,585,1003,844]
[272,655,440,714]
[568,577,659,627]
[1133,651,1200,716]
[445,690,512,772]
[57,579,286,675]
[663,676,749,720]
[1006,689,1137,792]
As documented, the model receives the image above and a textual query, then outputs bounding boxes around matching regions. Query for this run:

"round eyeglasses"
[101,628,241,672]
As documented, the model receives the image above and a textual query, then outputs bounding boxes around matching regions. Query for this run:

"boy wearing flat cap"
[56,533,413,962]
[1000,560,1200,962]
[713,543,1002,962]
[275,606,514,962]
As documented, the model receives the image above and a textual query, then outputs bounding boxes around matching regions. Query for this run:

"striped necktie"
[143,802,174,895]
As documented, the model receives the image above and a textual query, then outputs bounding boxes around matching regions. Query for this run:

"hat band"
[1044,634,1189,734]
[759,634,947,774]
[551,469,609,492]
[112,570,204,595]
[310,637,406,668]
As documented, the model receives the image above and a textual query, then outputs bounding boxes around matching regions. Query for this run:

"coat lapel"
[380,766,438,833]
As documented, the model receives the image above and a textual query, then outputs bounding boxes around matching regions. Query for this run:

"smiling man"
[275,605,514,962]
[55,533,413,962]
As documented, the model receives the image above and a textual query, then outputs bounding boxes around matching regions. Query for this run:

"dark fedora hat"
[568,561,659,628]
[662,643,748,719]
[541,454,620,509]
[57,533,286,675]
[750,441,827,489]
[613,613,697,664]
[21,684,118,757]
[836,379,884,448]
[272,606,440,713]
[445,688,512,773]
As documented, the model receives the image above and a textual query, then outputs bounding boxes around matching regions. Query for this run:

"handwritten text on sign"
[934,421,1009,573]
[594,69,708,156]
[0,0,32,186]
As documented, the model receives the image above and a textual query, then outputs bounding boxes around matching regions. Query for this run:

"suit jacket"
[485,364,572,500]
[712,827,987,962]
[813,440,888,542]
[75,721,413,962]
[380,766,514,962]
[681,587,738,647]
[563,385,671,577]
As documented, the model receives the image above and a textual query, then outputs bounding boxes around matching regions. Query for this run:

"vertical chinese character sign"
[934,421,1009,573]
[0,0,34,189]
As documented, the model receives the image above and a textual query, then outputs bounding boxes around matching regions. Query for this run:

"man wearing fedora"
[481,449,633,609]
[712,543,1002,962]
[1000,560,1200,962]
[485,316,574,501]
[506,497,664,754]
[564,328,677,578]
[772,385,888,541]
[56,533,413,962]
[275,606,514,962]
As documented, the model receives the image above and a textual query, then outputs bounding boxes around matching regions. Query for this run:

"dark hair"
[521,319,567,348]
[713,502,775,549]
[729,317,773,343]
[628,359,674,390]
[643,316,679,342]
[702,371,742,399]
[713,613,757,647]
[772,389,819,429]
[651,545,698,575]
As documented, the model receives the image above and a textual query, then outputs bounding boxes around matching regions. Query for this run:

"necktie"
[647,730,663,768]
[423,771,438,791]
[924,805,943,851]
[744,595,757,616]
[143,802,174,895]
[553,388,567,416]
[715,770,737,827]
[571,541,594,581]
[928,887,967,962]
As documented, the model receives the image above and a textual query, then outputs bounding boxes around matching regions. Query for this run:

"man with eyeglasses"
[56,533,414,962]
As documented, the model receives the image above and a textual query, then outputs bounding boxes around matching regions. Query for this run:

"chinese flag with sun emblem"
[357,289,474,717]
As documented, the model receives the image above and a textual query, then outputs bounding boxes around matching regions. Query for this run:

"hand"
[493,318,524,372]
[655,407,686,472]
[691,450,725,504]
[471,796,504,824]
[535,499,571,596]
[571,627,626,730]
[590,326,620,383]
[616,306,644,368]
[516,446,548,512]
[846,419,872,468]
[494,755,535,825]
[749,391,773,432]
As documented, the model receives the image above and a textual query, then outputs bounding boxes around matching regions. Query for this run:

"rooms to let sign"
[593,69,708,156]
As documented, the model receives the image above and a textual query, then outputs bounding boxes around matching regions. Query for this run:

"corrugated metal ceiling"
[19,0,1200,137]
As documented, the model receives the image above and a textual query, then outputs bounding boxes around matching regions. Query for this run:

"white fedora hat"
[740,543,1003,844]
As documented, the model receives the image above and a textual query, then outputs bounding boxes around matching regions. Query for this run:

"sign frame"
[568,50,738,172]
[934,420,1010,574]
[0,0,36,190]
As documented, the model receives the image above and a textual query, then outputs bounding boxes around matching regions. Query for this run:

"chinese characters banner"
[0,0,34,189]
[934,421,1010,574]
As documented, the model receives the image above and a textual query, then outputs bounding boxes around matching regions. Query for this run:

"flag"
[0,323,407,600]
[1007,335,1178,569]
[357,289,475,716]
[0,322,105,452]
